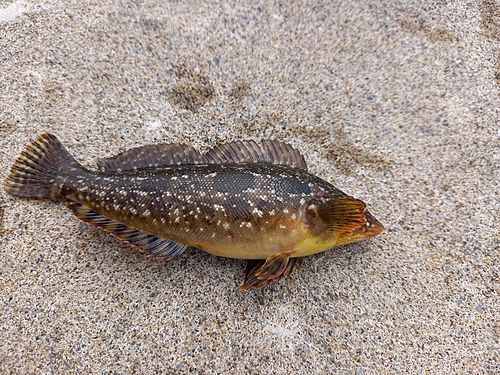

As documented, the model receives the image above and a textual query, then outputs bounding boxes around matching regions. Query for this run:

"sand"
[0,0,498,373]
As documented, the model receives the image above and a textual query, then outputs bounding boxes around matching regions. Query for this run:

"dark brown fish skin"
[4,133,383,287]
[56,162,349,257]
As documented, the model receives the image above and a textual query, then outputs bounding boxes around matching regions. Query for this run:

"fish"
[4,133,383,289]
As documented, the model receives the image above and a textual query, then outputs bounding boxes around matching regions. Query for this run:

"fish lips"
[355,210,384,238]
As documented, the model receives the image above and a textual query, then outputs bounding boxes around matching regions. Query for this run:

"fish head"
[332,208,384,246]
[302,196,384,248]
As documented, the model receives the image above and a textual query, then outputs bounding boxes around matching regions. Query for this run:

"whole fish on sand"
[4,133,383,289]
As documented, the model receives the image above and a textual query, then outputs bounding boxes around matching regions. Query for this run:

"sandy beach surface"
[1,0,498,373]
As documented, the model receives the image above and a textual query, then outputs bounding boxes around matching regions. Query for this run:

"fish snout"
[360,210,384,238]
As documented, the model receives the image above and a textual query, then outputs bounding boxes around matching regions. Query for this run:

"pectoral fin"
[306,197,367,233]
[239,252,303,290]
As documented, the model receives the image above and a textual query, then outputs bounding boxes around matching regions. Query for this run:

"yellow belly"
[192,225,338,260]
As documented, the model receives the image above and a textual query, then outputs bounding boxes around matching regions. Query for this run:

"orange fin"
[309,197,367,233]
[96,143,201,172]
[67,202,188,260]
[239,252,303,290]
[202,140,308,170]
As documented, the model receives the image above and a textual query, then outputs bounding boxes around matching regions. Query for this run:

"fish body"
[4,133,383,289]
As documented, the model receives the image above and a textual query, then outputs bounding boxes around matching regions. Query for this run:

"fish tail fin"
[4,133,77,200]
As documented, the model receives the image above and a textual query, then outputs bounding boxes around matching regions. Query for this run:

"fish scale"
[61,164,328,252]
[4,133,383,289]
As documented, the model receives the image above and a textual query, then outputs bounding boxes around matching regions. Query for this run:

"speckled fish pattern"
[4,134,383,289]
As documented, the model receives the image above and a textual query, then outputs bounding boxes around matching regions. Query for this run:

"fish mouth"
[348,210,384,240]
[360,210,384,238]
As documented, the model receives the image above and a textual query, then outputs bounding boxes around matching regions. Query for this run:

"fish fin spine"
[239,251,302,290]
[67,202,188,260]
[202,140,308,170]
[96,143,201,172]
[315,197,367,233]
[4,133,77,200]
[97,139,307,171]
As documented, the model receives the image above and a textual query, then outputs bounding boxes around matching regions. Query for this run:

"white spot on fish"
[252,208,263,217]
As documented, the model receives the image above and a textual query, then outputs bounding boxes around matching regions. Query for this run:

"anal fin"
[239,252,303,290]
[67,202,188,260]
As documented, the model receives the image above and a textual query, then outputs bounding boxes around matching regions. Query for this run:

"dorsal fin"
[67,202,188,260]
[97,139,307,172]
[201,140,308,170]
[96,143,201,172]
